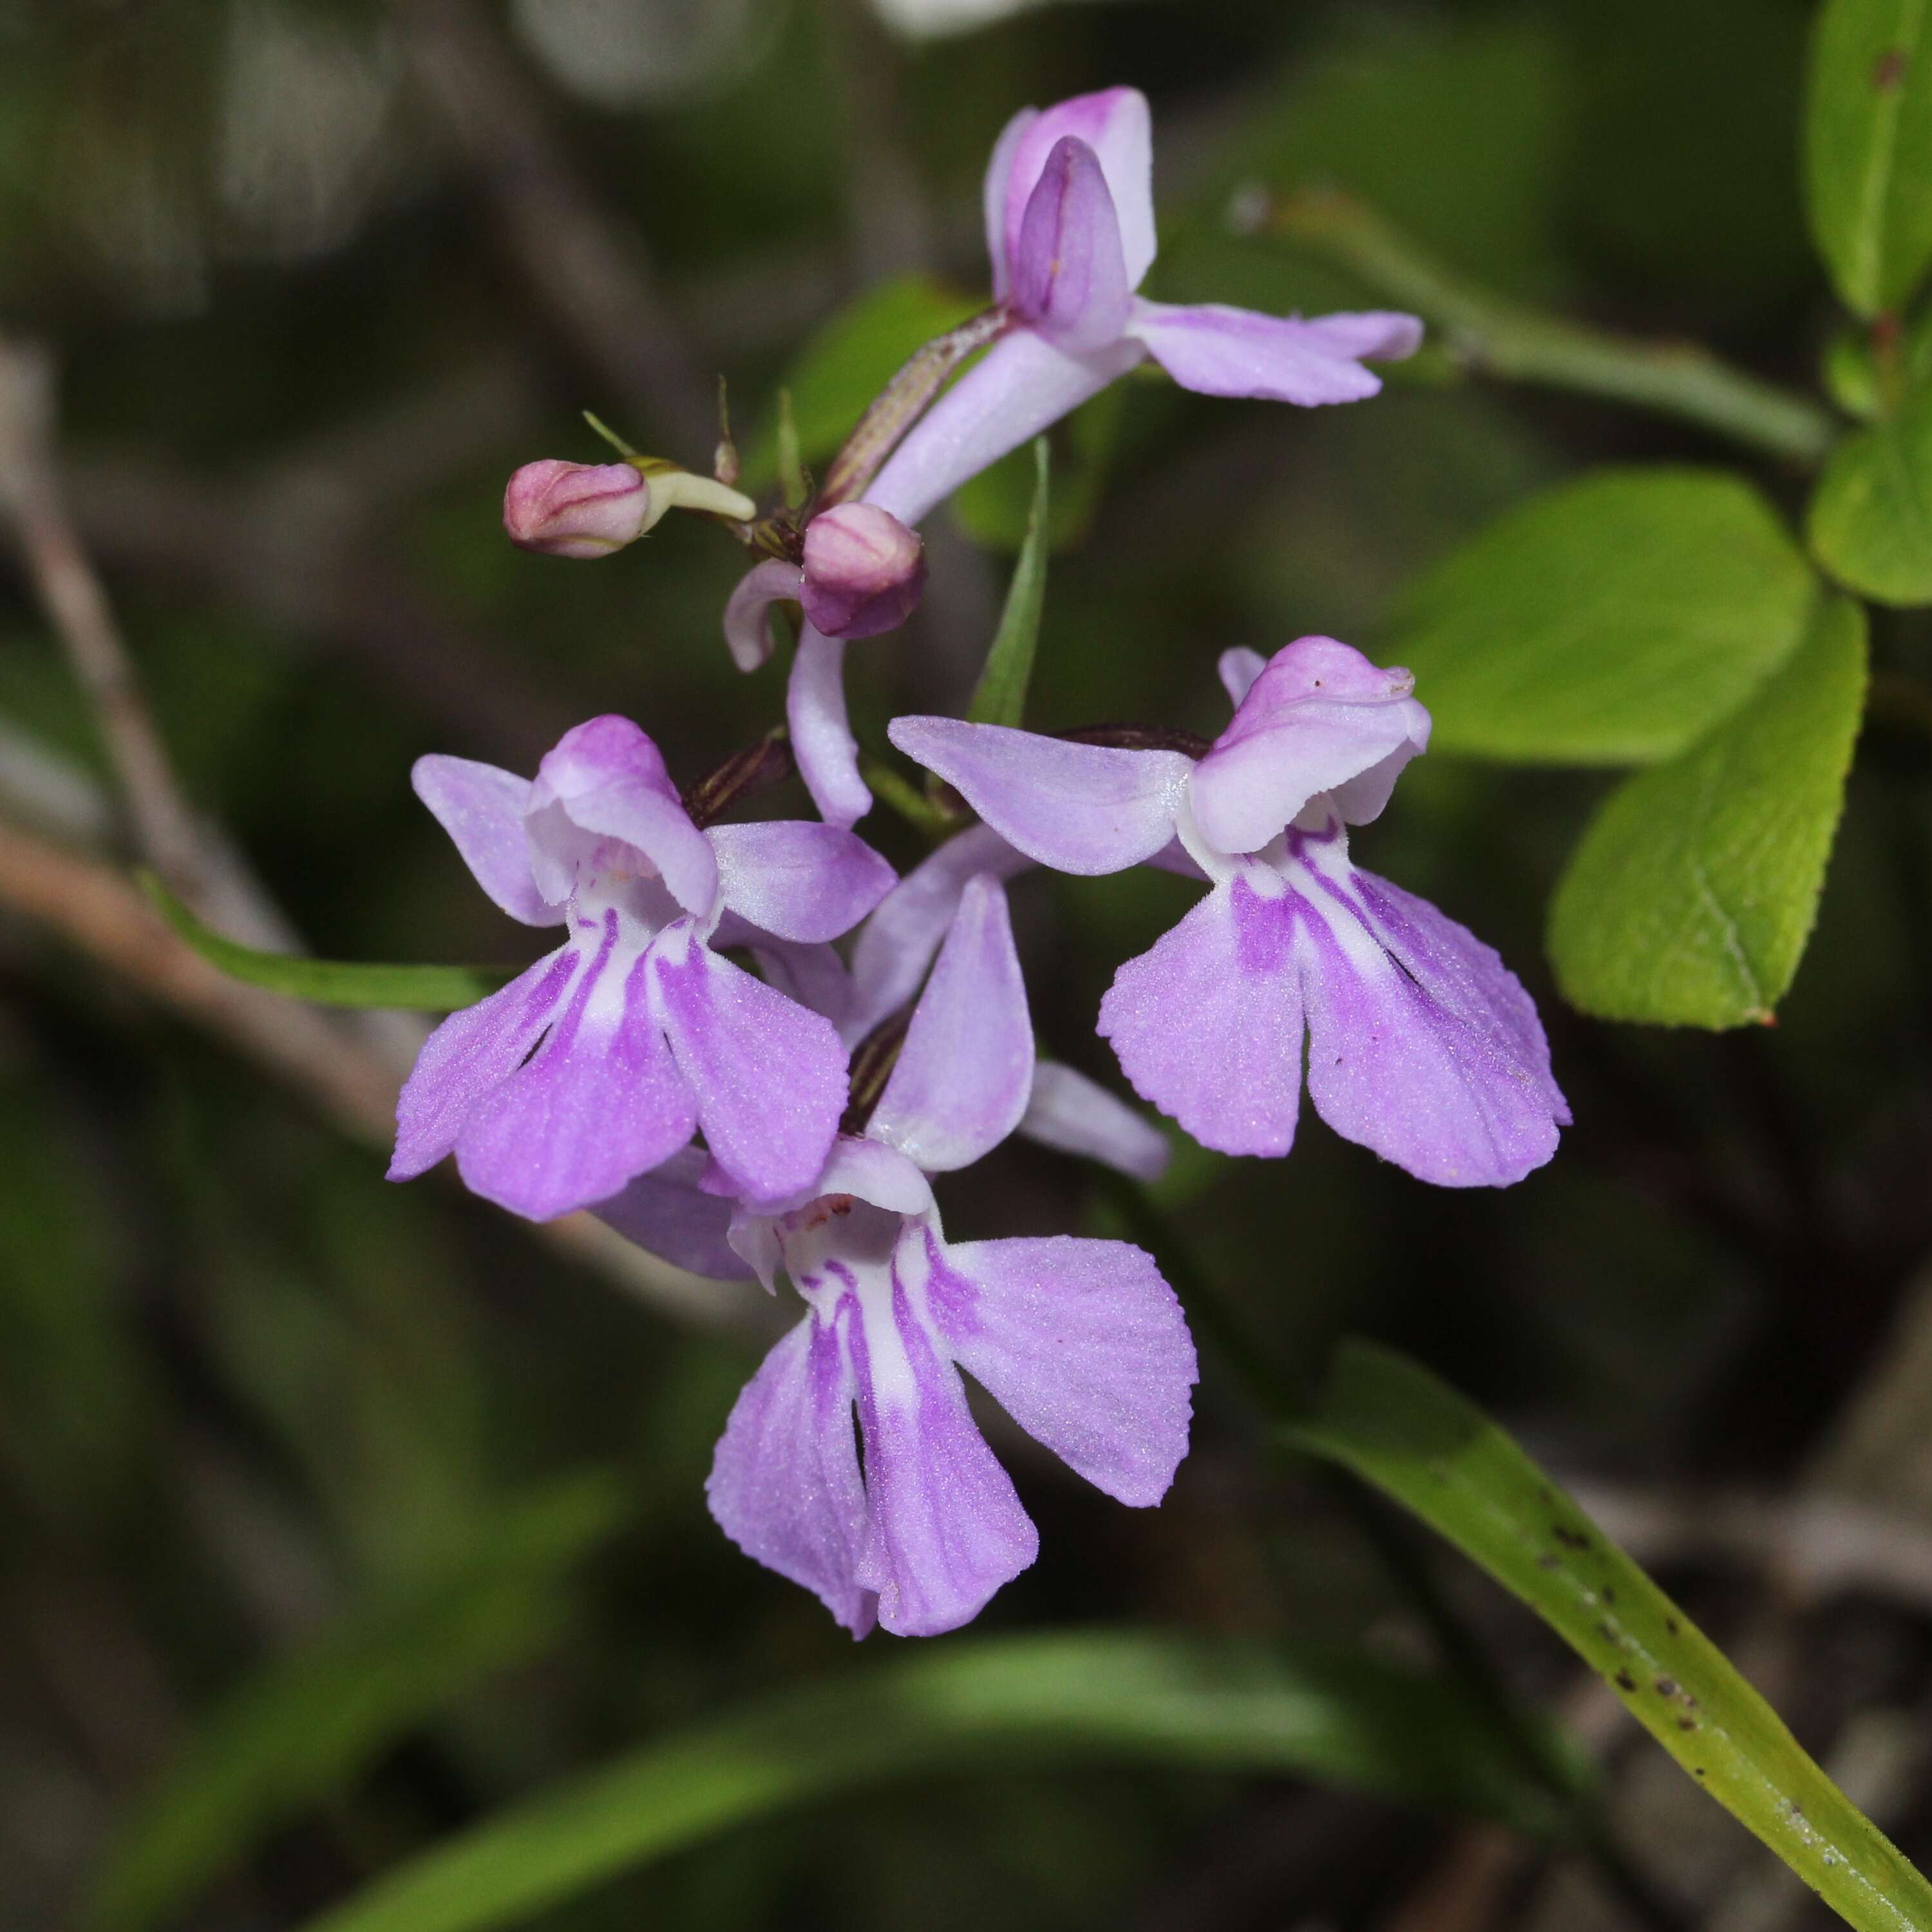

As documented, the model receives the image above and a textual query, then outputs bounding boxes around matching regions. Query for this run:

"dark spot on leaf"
[1596,1621,1619,1645]
[1537,1553,1558,1569]
[1665,1618,1680,1636]
[1655,1678,1680,1697]
[1601,1586,1616,1604]
[1677,1716,1698,1731]
[1694,1767,1706,1777]
[1875,48,1909,90]
[1615,1670,1637,1691]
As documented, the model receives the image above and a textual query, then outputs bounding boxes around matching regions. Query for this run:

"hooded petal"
[527,716,719,916]
[453,913,697,1220]
[926,1232,1195,1506]
[388,947,580,1182]
[1296,854,1567,1187]
[649,920,848,1203]
[722,559,804,672]
[1130,302,1421,405]
[846,824,1030,1043]
[998,88,1155,293]
[412,755,555,926]
[851,1267,1037,1636]
[786,627,872,831]
[864,328,1141,529]
[889,717,1191,875]
[706,1308,876,1637]
[594,1146,755,1281]
[1019,1061,1171,1181]
[708,820,896,943]
[869,875,1034,1173]
[744,938,860,1041]
[1011,137,1132,352]
[1190,637,1432,851]
[982,105,1038,302]
[1098,871,1307,1157]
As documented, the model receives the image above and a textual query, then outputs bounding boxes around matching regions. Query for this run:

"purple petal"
[744,938,860,1041]
[1012,138,1132,352]
[1190,637,1432,852]
[388,947,578,1182]
[869,875,1034,1173]
[786,627,872,831]
[706,1307,876,1637]
[851,1268,1036,1636]
[1098,873,1307,1157]
[708,820,896,943]
[846,824,1030,1042]
[1130,301,1421,405]
[1019,1061,1171,1182]
[649,920,847,1204]
[1217,647,1267,710]
[889,717,1190,876]
[998,88,1155,293]
[594,1145,755,1281]
[412,755,554,927]
[982,106,1039,302]
[527,716,718,916]
[864,328,1140,529]
[1298,854,1567,1187]
[926,1231,1195,1506]
[453,913,697,1220]
[722,559,803,672]
[817,1135,934,1216]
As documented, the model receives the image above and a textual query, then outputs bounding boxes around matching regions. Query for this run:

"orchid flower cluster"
[404,88,1568,1638]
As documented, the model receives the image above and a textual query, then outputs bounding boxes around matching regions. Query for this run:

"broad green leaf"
[1548,596,1867,1027]
[1808,383,1932,602]
[1293,1342,1932,1932]
[295,1630,1565,1932]
[1384,468,1820,764]
[146,875,510,1010]
[1805,0,1932,317]
[88,1474,628,1932]
[965,439,1049,728]
[741,276,983,493]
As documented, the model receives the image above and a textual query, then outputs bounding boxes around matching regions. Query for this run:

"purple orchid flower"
[889,638,1569,1188]
[771,86,1422,829]
[596,851,1192,1636]
[388,714,895,1221]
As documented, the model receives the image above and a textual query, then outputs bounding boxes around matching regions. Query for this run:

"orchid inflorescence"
[406,87,1568,1639]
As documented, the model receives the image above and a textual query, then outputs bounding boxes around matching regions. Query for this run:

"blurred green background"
[6,0,1932,1927]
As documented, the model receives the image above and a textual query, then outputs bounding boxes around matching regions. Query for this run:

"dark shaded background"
[6,0,1932,1927]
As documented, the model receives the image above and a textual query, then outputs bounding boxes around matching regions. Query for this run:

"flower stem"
[1251,187,1838,468]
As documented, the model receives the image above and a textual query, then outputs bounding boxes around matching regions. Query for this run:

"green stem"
[1095,1173,1687,1932]
[1262,189,1838,468]
[858,755,957,840]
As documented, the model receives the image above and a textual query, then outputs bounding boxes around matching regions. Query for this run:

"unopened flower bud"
[504,460,652,558]
[799,503,926,639]
[504,459,757,559]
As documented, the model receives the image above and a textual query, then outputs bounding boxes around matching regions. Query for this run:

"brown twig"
[0,817,774,1334]
[386,0,713,455]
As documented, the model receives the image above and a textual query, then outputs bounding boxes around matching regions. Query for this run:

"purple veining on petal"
[649,922,848,1204]
[389,945,579,1182]
[1098,875,1307,1158]
[849,1265,1037,1638]
[928,1228,1196,1508]
[454,911,695,1220]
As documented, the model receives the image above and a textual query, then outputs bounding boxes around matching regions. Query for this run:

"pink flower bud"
[799,503,926,639]
[503,460,652,558]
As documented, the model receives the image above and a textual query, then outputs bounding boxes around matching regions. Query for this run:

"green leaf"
[965,439,1050,728]
[774,387,806,510]
[294,1630,1565,1932]
[1808,382,1932,602]
[88,1474,629,1932]
[1292,1341,1932,1932]
[1548,596,1867,1027]
[146,875,510,1010]
[1384,468,1821,764]
[741,275,983,493]
[1805,0,1932,317]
